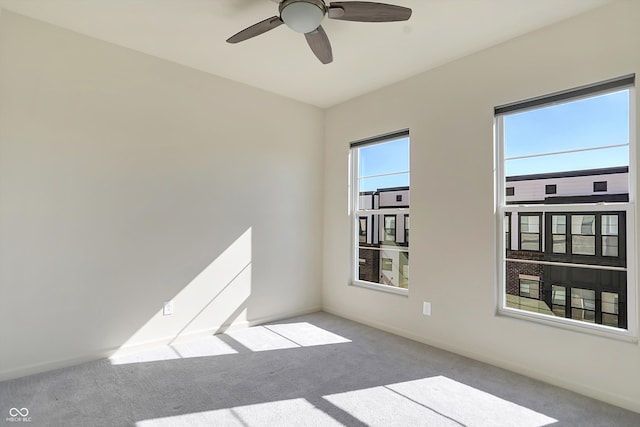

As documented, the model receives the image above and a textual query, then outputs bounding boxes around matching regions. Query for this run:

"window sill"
[497,306,638,343]
[351,280,409,296]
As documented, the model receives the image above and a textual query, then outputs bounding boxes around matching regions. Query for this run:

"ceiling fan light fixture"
[280,0,326,34]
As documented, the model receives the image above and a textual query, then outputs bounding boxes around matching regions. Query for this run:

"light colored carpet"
[1,312,638,426]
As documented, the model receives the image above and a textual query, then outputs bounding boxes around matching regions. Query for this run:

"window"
[594,181,608,192]
[571,214,596,255]
[547,212,625,259]
[404,214,409,244]
[602,214,619,257]
[383,215,396,242]
[505,213,511,250]
[519,278,540,299]
[602,291,619,327]
[551,285,567,317]
[351,130,410,293]
[519,214,541,251]
[551,214,567,254]
[359,217,368,243]
[506,187,515,196]
[571,288,596,323]
[496,75,635,337]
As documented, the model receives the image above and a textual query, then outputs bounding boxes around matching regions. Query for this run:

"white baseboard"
[0,305,321,382]
[322,305,640,415]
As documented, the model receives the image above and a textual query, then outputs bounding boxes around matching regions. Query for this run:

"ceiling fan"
[226,0,412,64]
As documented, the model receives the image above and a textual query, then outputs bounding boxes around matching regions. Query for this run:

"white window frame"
[350,130,410,296]
[495,77,638,341]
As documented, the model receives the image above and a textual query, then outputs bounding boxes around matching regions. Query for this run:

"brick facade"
[358,246,380,283]
[506,249,545,298]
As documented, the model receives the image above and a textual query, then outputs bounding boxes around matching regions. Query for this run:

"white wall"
[323,0,640,413]
[0,11,324,379]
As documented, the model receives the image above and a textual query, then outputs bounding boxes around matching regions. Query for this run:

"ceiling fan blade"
[305,25,333,64]
[226,16,283,44]
[328,2,412,22]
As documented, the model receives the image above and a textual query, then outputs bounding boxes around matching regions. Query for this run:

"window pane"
[602,215,618,235]
[552,235,566,253]
[572,308,596,323]
[602,236,619,257]
[602,292,619,314]
[571,288,596,323]
[359,217,367,243]
[399,251,409,289]
[504,215,511,250]
[382,258,392,271]
[521,233,539,251]
[520,216,539,232]
[572,235,596,255]
[552,215,566,234]
[384,216,396,242]
[520,279,540,299]
[359,138,409,178]
[551,285,566,318]
[572,215,595,235]
[602,313,619,327]
[504,90,629,168]
[552,285,566,305]
[404,215,409,244]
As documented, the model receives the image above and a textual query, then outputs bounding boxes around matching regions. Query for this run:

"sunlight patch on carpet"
[324,376,557,427]
[136,398,342,427]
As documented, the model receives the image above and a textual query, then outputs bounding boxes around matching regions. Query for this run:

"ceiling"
[0,0,612,108]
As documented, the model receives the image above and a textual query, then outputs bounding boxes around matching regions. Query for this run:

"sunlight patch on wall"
[323,376,557,427]
[109,228,253,364]
[136,398,342,427]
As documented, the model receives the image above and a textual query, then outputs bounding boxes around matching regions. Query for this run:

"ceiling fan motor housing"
[279,0,327,33]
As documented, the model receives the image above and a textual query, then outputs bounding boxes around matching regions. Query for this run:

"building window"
[571,288,596,323]
[506,187,515,196]
[519,278,540,299]
[496,75,635,335]
[551,285,567,317]
[602,214,619,257]
[601,291,619,327]
[571,214,596,255]
[594,181,608,192]
[404,214,409,244]
[383,215,396,242]
[351,130,410,292]
[551,214,567,254]
[359,217,368,243]
[399,252,409,289]
[519,214,541,251]
[504,214,511,250]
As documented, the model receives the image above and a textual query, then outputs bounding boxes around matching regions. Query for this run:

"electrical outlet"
[163,300,174,316]
[422,301,431,316]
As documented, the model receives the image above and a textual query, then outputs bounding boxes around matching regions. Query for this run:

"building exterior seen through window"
[496,75,635,333]
[351,131,409,290]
